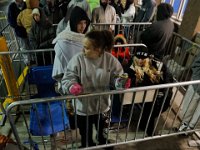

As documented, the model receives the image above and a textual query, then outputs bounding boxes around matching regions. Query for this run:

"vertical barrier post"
[0,36,19,109]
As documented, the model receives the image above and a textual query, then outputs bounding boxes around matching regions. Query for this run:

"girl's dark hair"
[124,0,134,11]
[85,30,114,53]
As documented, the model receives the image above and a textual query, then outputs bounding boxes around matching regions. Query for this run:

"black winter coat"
[126,60,173,135]
[8,2,27,38]
[29,8,56,50]
[141,19,174,59]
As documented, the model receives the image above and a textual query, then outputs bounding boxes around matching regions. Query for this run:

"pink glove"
[125,78,131,89]
[69,83,83,96]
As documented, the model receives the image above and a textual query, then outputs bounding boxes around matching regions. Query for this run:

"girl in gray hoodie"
[61,30,130,147]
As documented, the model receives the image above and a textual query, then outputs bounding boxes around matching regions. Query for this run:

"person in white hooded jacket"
[52,6,90,94]
[121,0,135,23]
[56,0,91,35]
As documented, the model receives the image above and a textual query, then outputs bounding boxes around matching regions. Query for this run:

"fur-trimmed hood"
[114,34,127,44]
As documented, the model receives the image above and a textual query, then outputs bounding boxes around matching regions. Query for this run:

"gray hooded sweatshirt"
[61,52,123,115]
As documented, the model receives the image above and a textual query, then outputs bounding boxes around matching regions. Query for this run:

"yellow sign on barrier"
[0,36,20,124]
[0,36,19,100]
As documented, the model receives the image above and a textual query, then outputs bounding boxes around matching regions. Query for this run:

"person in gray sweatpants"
[178,53,200,131]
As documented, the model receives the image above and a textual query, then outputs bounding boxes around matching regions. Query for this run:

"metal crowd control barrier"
[1,40,200,149]
[0,11,19,52]
[164,32,200,82]
[91,22,152,44]
[0,49,55,126]
[5,80,200,150]
[0,11,7,31]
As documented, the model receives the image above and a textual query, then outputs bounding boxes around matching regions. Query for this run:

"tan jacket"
[17,0,33,33]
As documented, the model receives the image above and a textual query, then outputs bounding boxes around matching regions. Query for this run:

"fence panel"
[0,41,200,149]
[164,32,200,82]
[91,22,152,44]
[5,80,200,150]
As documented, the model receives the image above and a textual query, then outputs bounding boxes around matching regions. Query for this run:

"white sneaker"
[178,123,188,132]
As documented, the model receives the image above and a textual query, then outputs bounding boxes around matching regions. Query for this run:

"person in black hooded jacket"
[140,3,174,60]
[125,46,173,136]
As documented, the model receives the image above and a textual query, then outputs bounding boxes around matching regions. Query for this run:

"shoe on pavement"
[178,122,188,132]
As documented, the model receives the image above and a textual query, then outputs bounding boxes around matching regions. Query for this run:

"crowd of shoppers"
[6,0,189,149]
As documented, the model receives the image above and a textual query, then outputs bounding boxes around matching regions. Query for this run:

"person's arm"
[61,56,81,95]
[140,24,157,44]
[7,4,17,28]
[110,7,116,31]
[120,4,124,14]
[110,56,124,88]
[192,54,200,80]
[91,8,98,30]
[91,8,97,23]
[141,3,156,22]
[28,24,38,49]
[192,54,200,95]
[85,0,92,19]
[39,24,56,49]
[122,5,135,18]
[17,11,23,27]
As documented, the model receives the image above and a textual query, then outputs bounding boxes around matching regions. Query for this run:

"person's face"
[116,41,122,45]
[77,20,87,34]
[33,14,40,22]
[15,0,23,5]
[134,56,149,67]
[15,0,24,9]
[101,0,109,5]
[83,38,101,59]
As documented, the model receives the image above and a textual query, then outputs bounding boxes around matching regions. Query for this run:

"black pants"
[77,114,107,147]
[139,102,159,136]
[36,51,55,66]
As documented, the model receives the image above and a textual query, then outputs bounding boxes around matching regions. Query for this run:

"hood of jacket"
[114,34,127,44]
[69,6,90,34]
[52,27,85,44]
[33,8,52,28]
[157,3,173,21]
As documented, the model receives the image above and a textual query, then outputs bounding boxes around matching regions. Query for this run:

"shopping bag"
[30,101,69,136]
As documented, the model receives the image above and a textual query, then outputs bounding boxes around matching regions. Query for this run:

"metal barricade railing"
[5,80,200,150]
[91,22,152,44]
[0,44,146,101]
[164,32,200,82]
[0,11,7,31]
[0,11,19,53]
[0,49,55,126]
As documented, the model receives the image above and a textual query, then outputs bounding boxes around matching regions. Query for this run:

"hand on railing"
[69,83,83,96]
[115,73,131,89]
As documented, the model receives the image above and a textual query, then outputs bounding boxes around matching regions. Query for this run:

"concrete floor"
[2,102,200,150]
